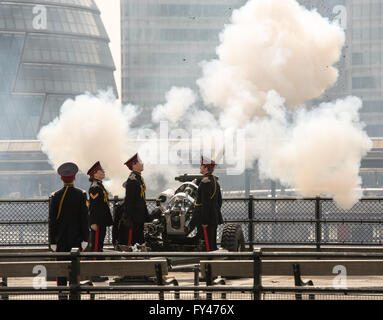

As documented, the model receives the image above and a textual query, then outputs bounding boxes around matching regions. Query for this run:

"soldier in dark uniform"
[48,162,89,292]
[111,183,131,250]
[192,156,223,251]
[87,161,114,263]
[122,153,150,246]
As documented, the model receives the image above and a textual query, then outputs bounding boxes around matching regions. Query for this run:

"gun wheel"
[221,223,245,252]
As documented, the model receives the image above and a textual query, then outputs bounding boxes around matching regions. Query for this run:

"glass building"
[121,0,247,123]
[299,0,383,137]
[297,0,383,189]
[0,0,117,198]
[0,0,117,139]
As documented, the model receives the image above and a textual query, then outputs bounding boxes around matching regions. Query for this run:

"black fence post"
[69,248,81,300]
[248,195,254,251]
[315,197,322,251]
[194,264,200,300]
[0,277,8,300]
[253,248,262,300]
[155,263,165,300]
[205,264,213,300]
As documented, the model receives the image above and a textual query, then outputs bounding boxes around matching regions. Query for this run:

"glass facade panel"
[0,33,24,93]
[15,64,115,94]
[0,4,107,38]
[0,0,96,10]
[0,93,44,139]
[352,76,378,89]
[39,94,73,128]
[23,34,114,67]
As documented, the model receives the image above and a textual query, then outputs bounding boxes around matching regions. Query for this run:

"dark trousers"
[127,222,145,245]
[201,225,218,251]
[56,241,81,286]
[90,225,107,259]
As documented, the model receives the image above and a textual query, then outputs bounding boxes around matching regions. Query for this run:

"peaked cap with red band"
[124,153,142,168]
[57,162,78,181]
[87,161,103,176]
[201,155,216,169]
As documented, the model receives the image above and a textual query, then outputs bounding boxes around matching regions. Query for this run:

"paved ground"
[3,272,383,300]
[2,246,383,300]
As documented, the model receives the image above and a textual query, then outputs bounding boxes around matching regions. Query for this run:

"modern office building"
[299,0,383,137]
[297,0,383,188]
[0,0,117,198]
[121,0,247,123]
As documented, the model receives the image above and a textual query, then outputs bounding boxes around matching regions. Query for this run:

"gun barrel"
[175,174,219,183]
[175,174,203,182]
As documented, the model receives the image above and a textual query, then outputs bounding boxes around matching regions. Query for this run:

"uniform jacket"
[112,200,131,245]
[48,185,89,245]
[194,174,223,226]
[88,180,113,227]
[123,171,149,224]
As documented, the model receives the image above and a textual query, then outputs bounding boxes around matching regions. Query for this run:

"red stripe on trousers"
[128,221,134,246]
[93,225,99,261]
[203,226,210,252]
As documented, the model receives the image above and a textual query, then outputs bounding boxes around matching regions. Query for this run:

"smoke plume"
[38,0,372,209]
[192,0,371,209]
[245,92,372,209]
[38,90,178,197]
[197,0,345,128]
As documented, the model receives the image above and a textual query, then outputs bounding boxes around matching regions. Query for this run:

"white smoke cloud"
[38,0,373,209]
[245,93,372,209]
[152,87,196,125]
[192,0,371,209]
[197,0,345,128]
[38,89,178,197]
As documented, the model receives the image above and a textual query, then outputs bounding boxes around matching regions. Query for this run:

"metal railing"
[0,196,383,248]
[1,249,383,300]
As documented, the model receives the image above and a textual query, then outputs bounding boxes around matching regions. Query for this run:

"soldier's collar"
[63,183,74,187]
[132,171,141,176]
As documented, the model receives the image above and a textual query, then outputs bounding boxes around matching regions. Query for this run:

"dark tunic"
[191,174,223,251]
[48,185,89,248]
[194,174,223,226]
[112,200,131,246]
[122,171,150,244]
[88,180,113,227]
[88,180,113,254]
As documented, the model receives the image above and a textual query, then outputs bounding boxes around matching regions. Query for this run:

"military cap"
[57,162,78,180]
[87,161,103,176]
[201,155,216,169]
[124,153,142,168]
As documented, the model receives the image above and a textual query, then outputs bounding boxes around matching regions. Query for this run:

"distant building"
[299,0,383,137]
[121,0,246,123]
[0,0,117,198]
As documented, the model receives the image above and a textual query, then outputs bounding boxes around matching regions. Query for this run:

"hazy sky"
[94,0,121,101]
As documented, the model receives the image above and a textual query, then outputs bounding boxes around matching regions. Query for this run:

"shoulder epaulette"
[91,181,99,188]
[201,176,210,183]
[128,172,137,181]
